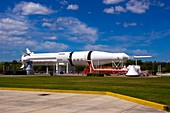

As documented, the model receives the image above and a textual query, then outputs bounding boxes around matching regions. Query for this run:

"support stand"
[25,60,34,74]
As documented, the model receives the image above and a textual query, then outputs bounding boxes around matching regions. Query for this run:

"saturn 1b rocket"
[21,48,130,74]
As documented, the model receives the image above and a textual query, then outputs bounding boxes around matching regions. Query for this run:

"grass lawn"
[0,75,170,110]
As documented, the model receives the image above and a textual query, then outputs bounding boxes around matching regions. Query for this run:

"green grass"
[0,75,170,110]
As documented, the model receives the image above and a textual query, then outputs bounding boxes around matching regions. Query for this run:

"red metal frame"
[84,60,128,75]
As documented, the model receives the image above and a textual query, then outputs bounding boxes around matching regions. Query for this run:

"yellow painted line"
[0,87,168,111]
[106,92,168,111]
[0,87,106,95]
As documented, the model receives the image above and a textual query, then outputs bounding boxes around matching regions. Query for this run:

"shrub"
[4,70,26,75]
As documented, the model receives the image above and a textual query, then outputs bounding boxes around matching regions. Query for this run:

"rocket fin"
[26,48,31,55]
[26,48,34,55]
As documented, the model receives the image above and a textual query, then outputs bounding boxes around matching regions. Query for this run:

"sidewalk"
[0,90,168,113]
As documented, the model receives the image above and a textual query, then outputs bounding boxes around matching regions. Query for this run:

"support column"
[135,59,138,65]
[46,66,48,75]
[66,63,69,73]
[56,63,58,74]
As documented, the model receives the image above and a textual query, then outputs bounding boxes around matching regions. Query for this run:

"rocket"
[20,48,152,75]
[21,48,130,68]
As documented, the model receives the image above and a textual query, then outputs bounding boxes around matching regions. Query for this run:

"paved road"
[0,90,168,113]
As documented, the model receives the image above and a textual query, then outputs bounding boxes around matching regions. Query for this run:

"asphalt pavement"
[0,90,168,113]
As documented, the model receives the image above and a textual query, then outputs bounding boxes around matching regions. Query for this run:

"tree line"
[0,60,170,74]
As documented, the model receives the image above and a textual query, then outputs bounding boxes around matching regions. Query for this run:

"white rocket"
[20,48,151,75]
[21,48,130,67]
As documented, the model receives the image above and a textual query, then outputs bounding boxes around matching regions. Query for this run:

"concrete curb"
[105,92,168,111]
[0,87,168,111]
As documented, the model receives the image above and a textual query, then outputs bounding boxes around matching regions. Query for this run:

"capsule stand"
[25,60,34,74]
[126,65,139,76]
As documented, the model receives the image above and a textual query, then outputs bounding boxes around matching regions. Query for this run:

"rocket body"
[21,50,130,67]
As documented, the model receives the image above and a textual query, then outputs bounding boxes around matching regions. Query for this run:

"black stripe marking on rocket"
[87,51,93,65]
[69,51,74,66]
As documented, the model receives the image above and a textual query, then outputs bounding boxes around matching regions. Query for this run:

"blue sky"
[0,0,170,62]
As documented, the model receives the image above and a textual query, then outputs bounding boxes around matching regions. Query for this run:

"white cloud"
[60,0,68,5]
[159,3,164,7]
[42,22,52,27]
[103,0,164,14]
[67,4,79,10]
[103,7,115,14]
[84,44,127,52]
[88,12,92,14]
[116,22,121,25]
[108,35,150,48]
[104,6,126,14]
[57,27,64,30]
[0,35,68,52]
[0,36,34,48]
[108,30,170,48]
[0,16,98,53]
[123,22,137,27]
[84,44,110,51]
[126,0,149,14]
[115,6,126,13]
[57,17,98,43]
[13,1,53,15]
[35,41,68,51]
[110,35,147,43]
[150,1,164,7]
[0,18,29,36]
[0,16,68,58]
[41,18,57,30]
[111,36,131,42]
[0,18,28,30]
[103,0,124,5]
[130,49,149,55]
[43,36,57,40]
[148,30,170,40]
